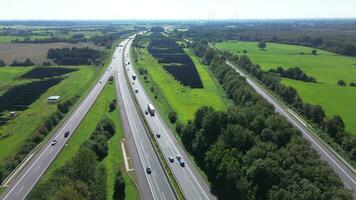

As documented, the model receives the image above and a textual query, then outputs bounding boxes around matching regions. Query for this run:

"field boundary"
[227,59,356,174]
[0,40,120,189]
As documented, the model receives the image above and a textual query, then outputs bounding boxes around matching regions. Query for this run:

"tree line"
[178,40,353,199]
[268,67,317,83]
[47,47,103,66]
[178,22,356,57]
[28,117,124,200]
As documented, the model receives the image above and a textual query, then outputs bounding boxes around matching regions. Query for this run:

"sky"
[0,0,356,20]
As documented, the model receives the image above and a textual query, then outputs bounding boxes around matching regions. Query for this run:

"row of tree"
[0,95,79,185]
[29,117,122,199]
[268,66,317,83]
[178,44,353,199]
[47,47,103,66]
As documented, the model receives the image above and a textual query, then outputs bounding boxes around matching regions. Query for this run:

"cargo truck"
[147,104,155,116]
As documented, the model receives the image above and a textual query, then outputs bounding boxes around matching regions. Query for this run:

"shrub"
[337,80,346,86]
[168,111,177,124]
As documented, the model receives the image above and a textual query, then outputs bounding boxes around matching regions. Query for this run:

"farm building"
[47,96,61,103]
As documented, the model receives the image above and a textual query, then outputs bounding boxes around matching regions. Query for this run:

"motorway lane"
[226,61,356,197]
[0,47,119,200]
[115,38,176,200]
[124,38,215,200]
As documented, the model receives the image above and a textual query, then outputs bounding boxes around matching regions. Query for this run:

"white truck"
[147,103,155,116]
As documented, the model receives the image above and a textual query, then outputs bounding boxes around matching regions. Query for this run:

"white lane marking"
[15,186,24,196]
[126,41,210,199]
[2,46,122,200]
[227,61,356,186]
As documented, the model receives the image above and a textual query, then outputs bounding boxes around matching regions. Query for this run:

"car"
[146,167,152,174]
[135,88,139,93]
[179,159,185,167]
[156,133,161,138]
[176,155,182,161]
[51,139,57,146]
[132,82,135,85]
[168,157,174,163]
[64,131,70,138]
[99,81,102,84]
[145,110,148,115]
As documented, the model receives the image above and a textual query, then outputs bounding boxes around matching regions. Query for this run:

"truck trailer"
[147,104,155,116]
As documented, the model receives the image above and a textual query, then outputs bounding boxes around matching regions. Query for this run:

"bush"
[337,80,347,86]
[113,170,125,200]
[168,111,177,124]
[349,82,356,87]
[109,99,117,112]
[0,59,6,67]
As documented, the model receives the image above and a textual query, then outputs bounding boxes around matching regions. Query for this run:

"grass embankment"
[133,47,227,124]
[215,41,356,134]
[0,67,33,94]
[38,83,139,199]
[0,67,96,163]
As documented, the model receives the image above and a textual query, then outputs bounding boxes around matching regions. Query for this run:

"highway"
[226,60,356,197]
[0,44,122,200]
[123,36,215,200]
[114,38,176,200]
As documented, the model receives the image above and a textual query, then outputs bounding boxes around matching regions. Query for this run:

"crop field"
[21,67,78,79]
[0,66,96,165]
[134,46,227,123]
[36,83,139,200]
[0,35,52,43]
[215,41,356,134]
[148,36,203,88]
[0,42,104,65]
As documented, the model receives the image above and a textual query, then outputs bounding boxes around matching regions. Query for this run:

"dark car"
[145,110,148,115]
[156,133,161,138]
[146,167,152,174]
[179,159,185,167]
[64,131,70,138]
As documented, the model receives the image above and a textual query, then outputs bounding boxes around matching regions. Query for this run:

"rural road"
[114,37,176,200]
[226,60,356,197]
[123,36,215,200]
[0,44,119,200]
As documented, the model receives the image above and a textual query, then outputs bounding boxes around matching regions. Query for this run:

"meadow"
[36,83,139,200]
[134,46,227,123]
[215,41,356,134]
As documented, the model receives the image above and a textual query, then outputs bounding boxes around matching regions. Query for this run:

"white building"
[47,96,61,103]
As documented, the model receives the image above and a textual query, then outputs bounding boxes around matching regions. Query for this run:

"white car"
[168,157,174,163]
[51,139,57,146]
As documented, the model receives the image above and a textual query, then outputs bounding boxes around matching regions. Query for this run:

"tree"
[168,111,177,124]
[337,80,346,86]
[0,59,5,67]
[312,49,317,55]
[109,99,117,112]
[258,41,266,49]
[113,170,126,200]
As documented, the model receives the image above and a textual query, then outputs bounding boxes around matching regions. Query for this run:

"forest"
[176,43,353,199]
[47,47,103,65]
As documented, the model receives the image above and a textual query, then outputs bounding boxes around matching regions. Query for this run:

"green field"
[37,83,139,199]
[0,66,97,163]
[215,41,356,134]
[133,47,227,123]
[0,67,33,94]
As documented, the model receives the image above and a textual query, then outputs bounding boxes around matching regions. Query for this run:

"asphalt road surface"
[114,38,176,200]
[123,36,215,200]
[226,60,356,197]
[0,46,119,200]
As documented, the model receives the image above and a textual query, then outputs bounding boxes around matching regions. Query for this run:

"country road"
[226,60,356,198]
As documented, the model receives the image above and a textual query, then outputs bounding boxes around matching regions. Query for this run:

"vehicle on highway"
[145,110,148,115]
[168,157,174,163]
[147,103,155,116]
[64,131,70,138]
[132,73,137,80]
[146,166,152,174]
[176,155,182,161]
[99,81,102,84]
[135,88,139,93]
[51,139,57,146]
[156,133,161,138]
[179,159,185,167]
